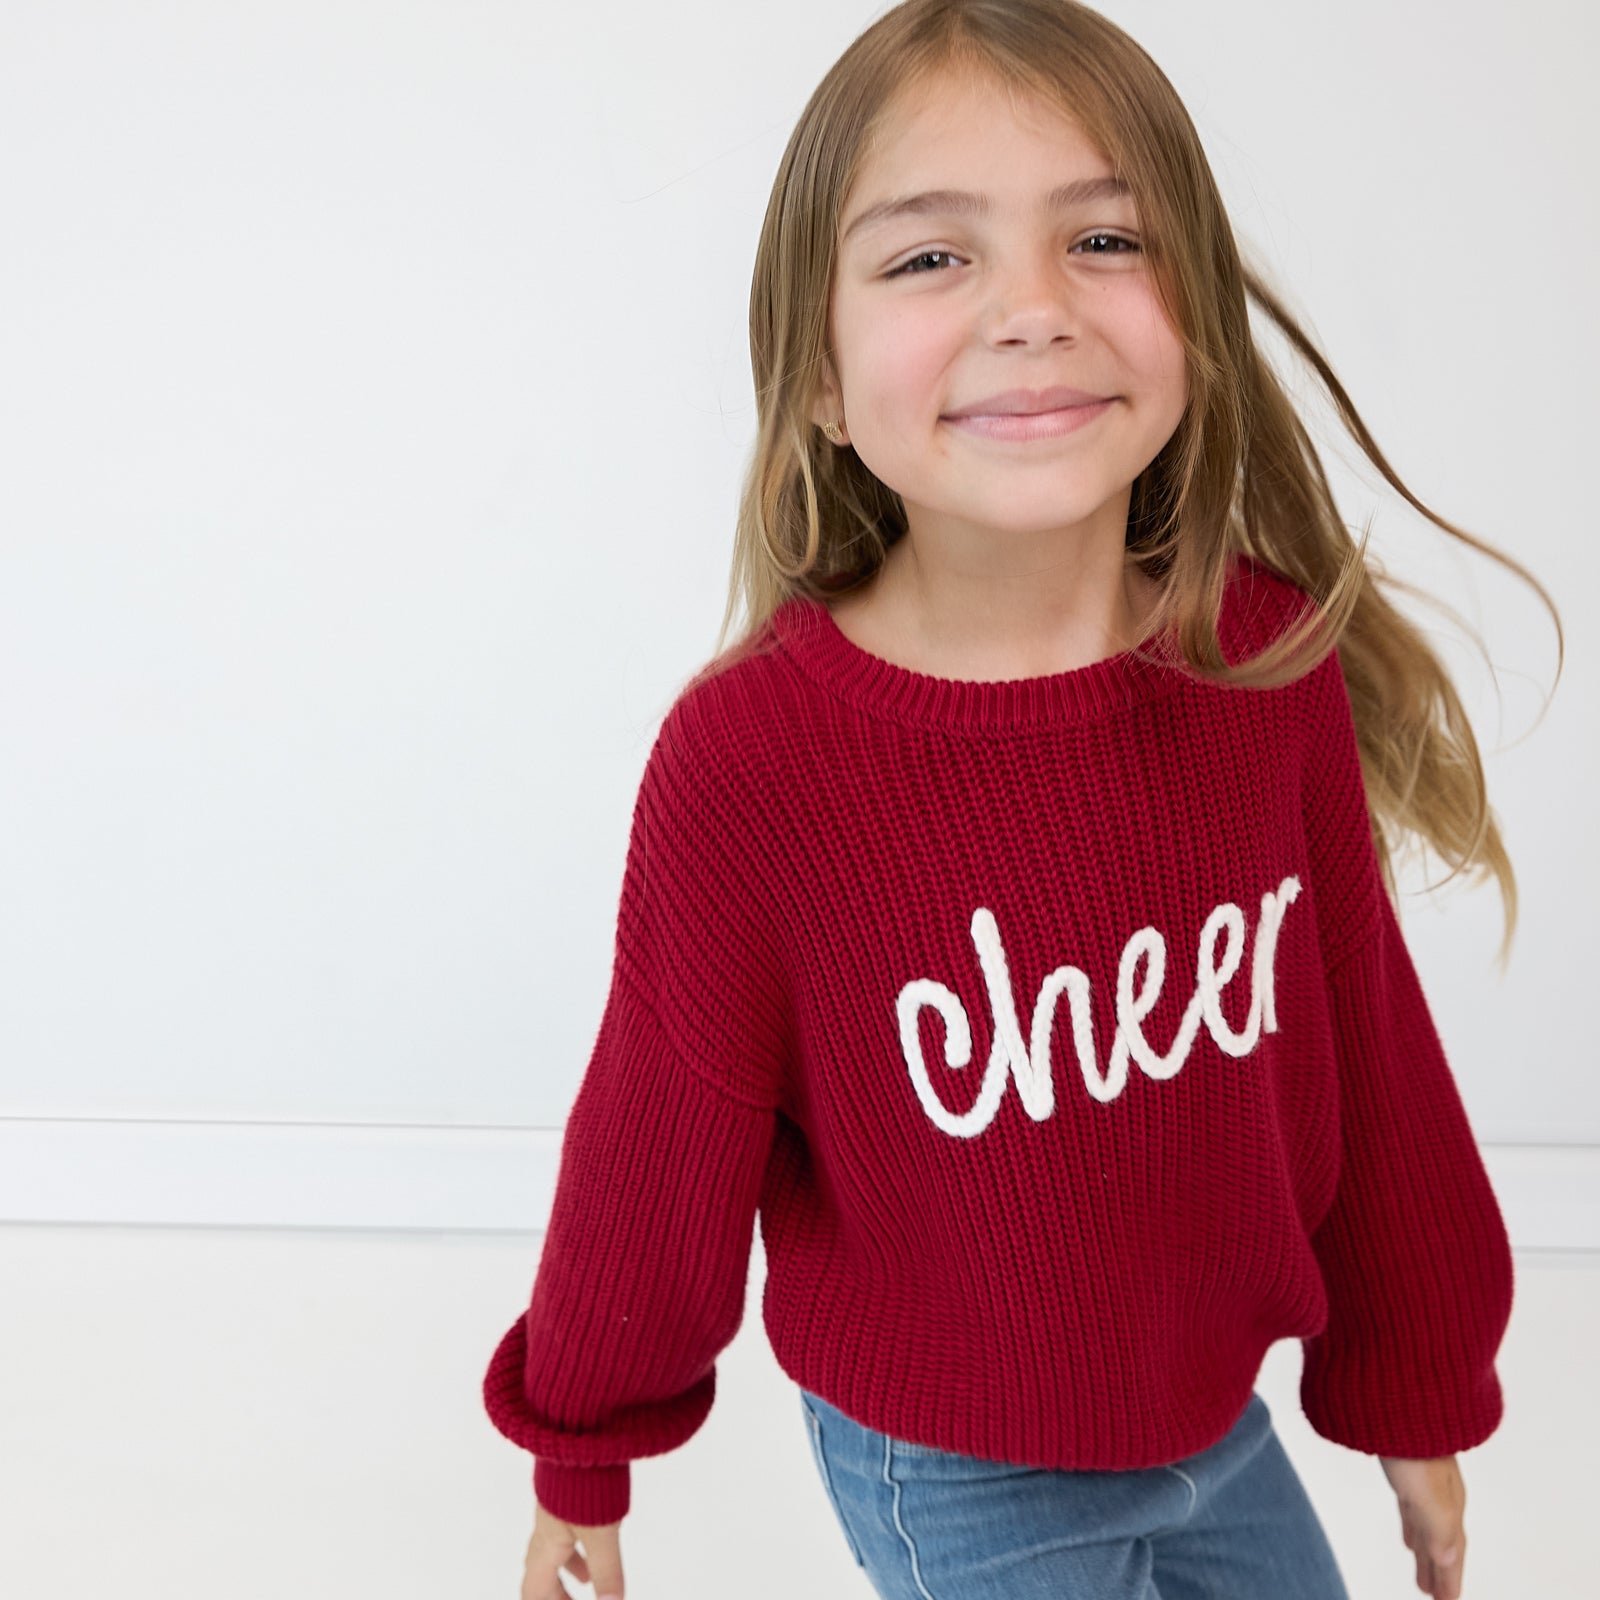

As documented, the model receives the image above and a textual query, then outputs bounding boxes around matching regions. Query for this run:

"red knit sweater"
[482,551,1514,1528]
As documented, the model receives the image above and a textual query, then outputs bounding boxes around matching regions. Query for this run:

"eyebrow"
[840,176,1134,246]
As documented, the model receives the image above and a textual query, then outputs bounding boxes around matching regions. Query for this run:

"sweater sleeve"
[481,702,788,1526]
[1296,648,1515,1457]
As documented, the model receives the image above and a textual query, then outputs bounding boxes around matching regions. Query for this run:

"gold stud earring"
[821,419,844,443]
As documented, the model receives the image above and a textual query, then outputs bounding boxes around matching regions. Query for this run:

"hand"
[1378,1454,1467,1600]
[520,1497,625,1600]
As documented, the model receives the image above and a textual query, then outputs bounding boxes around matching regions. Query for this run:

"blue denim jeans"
[798,1387,1350,1600]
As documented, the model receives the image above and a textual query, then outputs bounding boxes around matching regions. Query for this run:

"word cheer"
[895,875,1303,1137]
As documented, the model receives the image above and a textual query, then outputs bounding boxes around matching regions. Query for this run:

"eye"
[883,233,1142,278]
[1074,232,1141,256]
[884,249,960,278]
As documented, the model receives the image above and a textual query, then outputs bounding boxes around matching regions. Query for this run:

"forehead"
[867,68,1100,164]
[838,77,1126,244]
[841,72,1117,227]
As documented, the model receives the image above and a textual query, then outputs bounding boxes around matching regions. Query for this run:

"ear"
[809,356,846,436]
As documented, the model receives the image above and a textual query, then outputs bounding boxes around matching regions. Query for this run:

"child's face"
[818,70,1189,551]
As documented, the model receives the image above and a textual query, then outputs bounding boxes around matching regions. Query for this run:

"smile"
[944,399,1115,442]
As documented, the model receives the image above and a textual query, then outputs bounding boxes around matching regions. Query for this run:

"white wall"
[1,1,1594,1219]
[1,1,1594,1595]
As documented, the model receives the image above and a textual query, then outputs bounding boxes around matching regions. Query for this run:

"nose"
[983,250,1085,344]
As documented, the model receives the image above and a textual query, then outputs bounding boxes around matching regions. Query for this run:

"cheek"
[1148,338,1189,415]
[1106,329,1186,426]
[847,305,957,397]
[1124,297,1189,394]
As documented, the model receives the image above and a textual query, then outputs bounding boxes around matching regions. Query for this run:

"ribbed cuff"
[1301,1351,1505,1458]
[533,1457,631,1527]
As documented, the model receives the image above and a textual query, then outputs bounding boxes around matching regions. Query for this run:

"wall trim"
[1,1118,1595,1245]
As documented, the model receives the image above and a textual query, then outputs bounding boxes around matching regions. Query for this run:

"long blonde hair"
[685,0,1561,971]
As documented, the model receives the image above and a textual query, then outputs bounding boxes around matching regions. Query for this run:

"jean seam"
[882,1431,940,1600]
[802,1397,867,1569]
[1163,1462,1199,1521]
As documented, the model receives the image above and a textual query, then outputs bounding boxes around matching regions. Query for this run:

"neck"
[863,535,1159,680]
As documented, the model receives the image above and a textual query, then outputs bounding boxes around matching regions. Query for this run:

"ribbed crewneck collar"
[769,592,1186,735]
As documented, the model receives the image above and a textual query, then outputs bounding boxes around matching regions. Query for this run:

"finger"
[563,1549,591,1584]
[1401,1508,1465,1593]
[521,1540,575,1600]
[1435,1542,1465,1600]
[568,1522,625,1600]
[1415,1545,1465,1600]
[1428,1528,1464,1597]
[520,1563,566,1600]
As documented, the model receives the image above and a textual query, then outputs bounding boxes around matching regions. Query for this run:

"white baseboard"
[0,1118,1595,1247]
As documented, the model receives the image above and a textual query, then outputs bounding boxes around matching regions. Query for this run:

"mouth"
[942,398,1116,441]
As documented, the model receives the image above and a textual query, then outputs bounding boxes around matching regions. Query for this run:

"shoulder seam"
[613,958,782,1115]
[1321,895,1388,984]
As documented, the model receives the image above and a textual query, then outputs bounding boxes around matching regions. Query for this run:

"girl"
[483,3,1561,1598]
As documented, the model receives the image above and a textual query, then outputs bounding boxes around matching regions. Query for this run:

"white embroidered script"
[895,875,1303,1137]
